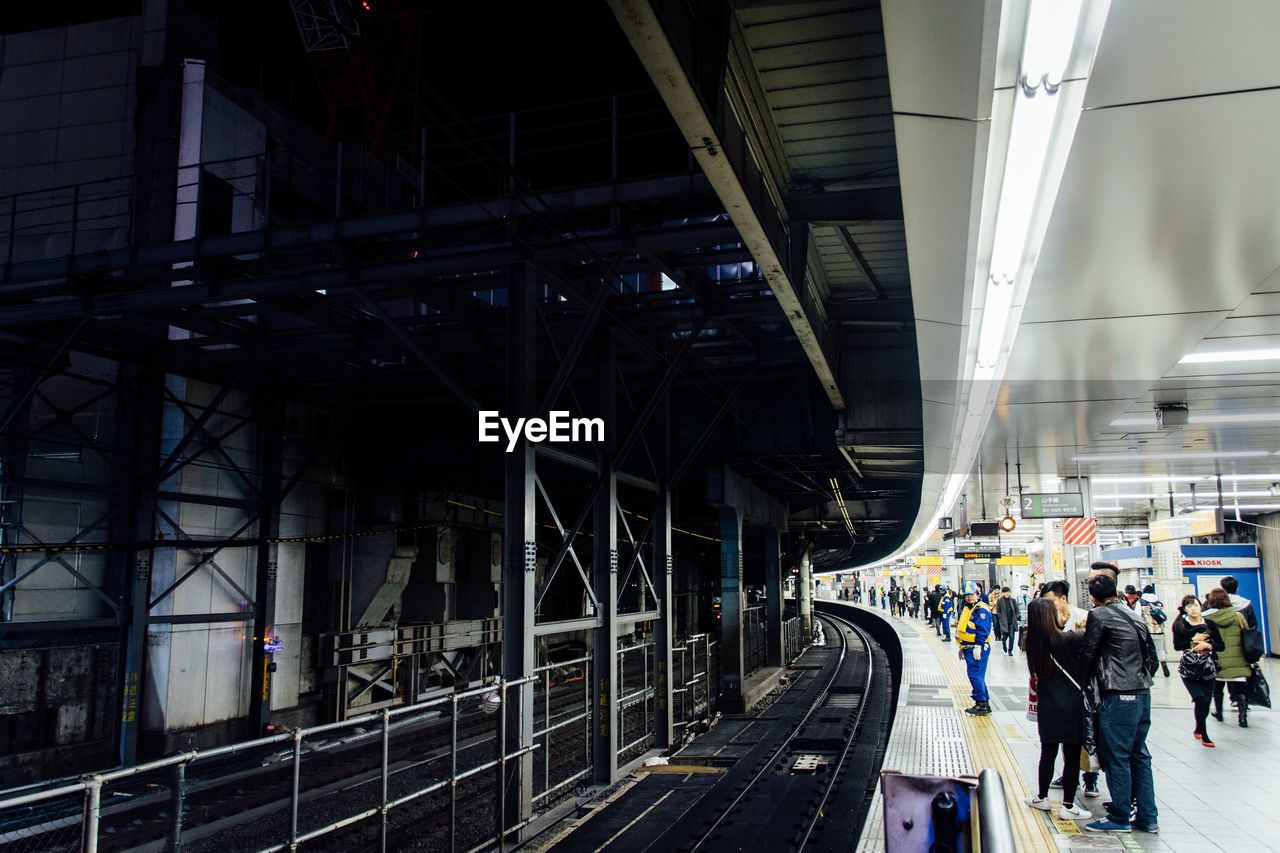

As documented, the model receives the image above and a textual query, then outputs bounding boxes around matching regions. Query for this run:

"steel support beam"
[591,328,619,784]
[653,395,675,748]
[715,504,744,712]
[501,262,537,836]
[607,0,844,410]
[764,524,783,668]
[110,366,163,765]
[250,399,283,736]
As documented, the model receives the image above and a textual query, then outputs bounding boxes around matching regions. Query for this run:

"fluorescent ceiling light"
[1104,490,1273,500]
[1071,450,1269,462]
[1110,411,1280,427]
[1093,505,1124,512]
[1194,503,1280,511]
[976,278,1017,370]
[1091,473,1280,484]
[1179,349,1280,364]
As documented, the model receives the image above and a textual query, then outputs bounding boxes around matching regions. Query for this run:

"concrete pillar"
[717,505,744,709]
[764,524,783,667]
[799,546,812,638]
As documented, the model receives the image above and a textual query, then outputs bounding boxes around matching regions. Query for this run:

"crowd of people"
[854,565,1267,835]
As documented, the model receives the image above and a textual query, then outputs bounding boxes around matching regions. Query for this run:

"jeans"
[1002,627,1017,655]
[1097,692,1157,827]
[963,645,990,702]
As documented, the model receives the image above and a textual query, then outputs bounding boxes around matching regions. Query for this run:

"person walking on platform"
[1171,594,1224,746]
[939,588,955,641]
[1022,598,1091,820]
[910,586,921,619]
[956,581,993,716]
[927,586,941,632]
[1139,585,1171,677]
[1079,573,1159,834]
[1220,576,1257,628]
[996,586,1020,656]
[1203,588,1253,728]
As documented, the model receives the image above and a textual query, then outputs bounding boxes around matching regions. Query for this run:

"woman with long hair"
[1171,594,1224,745]
[1203,587,1252,727]
[1022,597,1090,820]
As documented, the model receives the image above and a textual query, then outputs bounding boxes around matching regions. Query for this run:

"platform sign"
[1150,508,1223,543]
[1020,493,1085,519]
[958,551,1000,561]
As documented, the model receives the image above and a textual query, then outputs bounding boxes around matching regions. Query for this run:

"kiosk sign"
[1020,493,1085,519]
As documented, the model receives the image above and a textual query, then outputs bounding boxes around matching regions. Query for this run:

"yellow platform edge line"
[905,613,1059,849]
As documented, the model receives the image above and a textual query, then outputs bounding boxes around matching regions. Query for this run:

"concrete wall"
[0,17,142,262]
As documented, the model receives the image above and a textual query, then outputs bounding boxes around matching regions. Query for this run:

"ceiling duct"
[1156,403,1189,429]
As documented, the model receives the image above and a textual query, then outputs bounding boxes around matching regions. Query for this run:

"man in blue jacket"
[956,580,993,716]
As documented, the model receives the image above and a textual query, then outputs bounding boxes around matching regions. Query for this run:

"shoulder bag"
[1050,654,1099,756]
[1241,622,1265,664]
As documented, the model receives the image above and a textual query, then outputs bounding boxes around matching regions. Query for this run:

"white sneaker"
[1059,804,1090,820]
[1024,796,1053,811]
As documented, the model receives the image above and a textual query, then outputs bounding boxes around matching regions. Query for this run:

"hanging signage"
[1150,508,1223,543]
[1020,492,1085,519]
[958,551,1000,561]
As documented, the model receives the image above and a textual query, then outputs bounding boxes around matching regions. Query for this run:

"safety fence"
[0,633,727,853]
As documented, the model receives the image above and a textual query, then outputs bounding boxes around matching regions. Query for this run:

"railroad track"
[682,614,876,851]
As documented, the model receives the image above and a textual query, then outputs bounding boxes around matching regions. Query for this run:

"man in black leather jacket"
[1079,573,1159,835]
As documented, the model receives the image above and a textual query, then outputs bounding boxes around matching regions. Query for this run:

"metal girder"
[789,188,904,223]
[354,287,481,414]
[500,262,536,833]
[0,317,88,435]
[607,0,844,410]
[653,396,675,748]
[0,174,722,291]
[250,399,283,736]
[836,226,886,300]
[591,327,618,785]
[532,476,597,612]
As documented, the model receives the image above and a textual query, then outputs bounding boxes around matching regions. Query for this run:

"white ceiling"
[889,0,1280,552]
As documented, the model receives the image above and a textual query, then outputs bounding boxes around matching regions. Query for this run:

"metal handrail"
[975,768,1018,853]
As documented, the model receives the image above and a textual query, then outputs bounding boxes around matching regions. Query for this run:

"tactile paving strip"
[881,707,973,777]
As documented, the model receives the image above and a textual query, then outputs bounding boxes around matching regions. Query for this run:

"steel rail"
[687,615,850,853]
[795,611,877,850]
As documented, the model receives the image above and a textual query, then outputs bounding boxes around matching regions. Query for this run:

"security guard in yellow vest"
[956,580,993,716]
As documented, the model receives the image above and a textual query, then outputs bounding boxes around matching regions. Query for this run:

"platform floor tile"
[846,601,1280,853]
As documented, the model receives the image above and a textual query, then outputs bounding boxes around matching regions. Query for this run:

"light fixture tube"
[1110,411,1280,426]
[1071,450,1269,462]
[1179,349,1280,364]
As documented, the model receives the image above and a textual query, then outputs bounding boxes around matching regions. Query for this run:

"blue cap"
[961,580,980,595]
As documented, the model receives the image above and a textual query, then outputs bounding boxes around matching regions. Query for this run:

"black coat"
[1037,631,1085,744]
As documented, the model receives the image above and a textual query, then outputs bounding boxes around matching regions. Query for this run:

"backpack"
[1149,604,1166,625]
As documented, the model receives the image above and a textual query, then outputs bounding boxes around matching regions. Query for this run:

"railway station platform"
[845,601,1280,853]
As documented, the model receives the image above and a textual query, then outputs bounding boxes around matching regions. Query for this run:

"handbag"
[1241,625,1265,664]
[1027,674,1038,722]
[1051,654,1100,756]
[1248,663,1271,709]
[1177,649,1221,681]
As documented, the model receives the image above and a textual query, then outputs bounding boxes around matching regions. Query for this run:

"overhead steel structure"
[0,0,922,836]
